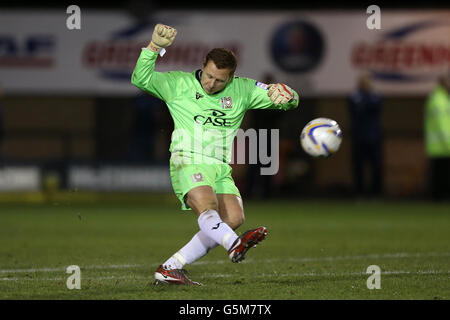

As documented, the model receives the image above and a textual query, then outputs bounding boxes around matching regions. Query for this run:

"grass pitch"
[0,198,449,300]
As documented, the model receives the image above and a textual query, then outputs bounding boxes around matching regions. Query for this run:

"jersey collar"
[194,69,231,96]
[195,69,202,84]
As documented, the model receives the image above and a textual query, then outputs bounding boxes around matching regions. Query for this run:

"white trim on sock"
[173,252,187,266]
[221,233,233,249]
[162,256,184,270]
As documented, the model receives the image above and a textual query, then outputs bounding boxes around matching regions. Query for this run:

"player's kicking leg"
[154,189,267,285]
[216,194,267,263]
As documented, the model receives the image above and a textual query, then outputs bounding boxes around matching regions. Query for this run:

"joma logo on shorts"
[191,173,204,182]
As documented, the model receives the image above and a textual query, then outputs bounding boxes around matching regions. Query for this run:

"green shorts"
[169,155,241,211]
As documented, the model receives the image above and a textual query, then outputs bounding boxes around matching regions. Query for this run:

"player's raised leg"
[186,186,242,251]
[217,194,267,263]
[217,193,245,230]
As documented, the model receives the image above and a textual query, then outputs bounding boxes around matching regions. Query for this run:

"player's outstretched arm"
[267,83,298,106]
[131,23,178,101]
[246,80,299,111]
[147,23,177,52]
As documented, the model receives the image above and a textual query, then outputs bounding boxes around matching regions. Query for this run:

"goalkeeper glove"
[148,24,177,52]
[267,83,295,105]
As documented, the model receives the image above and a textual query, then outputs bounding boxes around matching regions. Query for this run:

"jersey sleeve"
[246,79,300,111]
[131,48,179,102]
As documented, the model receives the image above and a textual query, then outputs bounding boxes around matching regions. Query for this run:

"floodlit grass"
[0,200,449,300]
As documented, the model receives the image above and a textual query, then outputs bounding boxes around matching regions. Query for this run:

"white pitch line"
[0,275,143,282]
[194,251,450,265]
[0,264,143,274]
[205,270,450,279]
[1,270,448,282]
[280,252,450,264]
[0,252,448,274]
[261,270,450,278]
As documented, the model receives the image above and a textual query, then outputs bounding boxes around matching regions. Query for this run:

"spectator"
[129,93,164,162]
[424,73,450,201]
[348,73,383,198]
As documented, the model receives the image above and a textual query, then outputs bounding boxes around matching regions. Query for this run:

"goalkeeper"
[131,24,299,285]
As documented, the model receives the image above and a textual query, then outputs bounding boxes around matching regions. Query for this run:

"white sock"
[197,209,239,251]
[163,230,218,270]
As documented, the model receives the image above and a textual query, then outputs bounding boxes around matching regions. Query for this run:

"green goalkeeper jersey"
[131,48,299,164]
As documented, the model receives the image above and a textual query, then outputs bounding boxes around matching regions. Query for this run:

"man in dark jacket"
[348,74,383,198]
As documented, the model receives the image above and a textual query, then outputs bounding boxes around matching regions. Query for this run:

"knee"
[186,194,218,215]
[200,201,219,214]
[226,212,245,230]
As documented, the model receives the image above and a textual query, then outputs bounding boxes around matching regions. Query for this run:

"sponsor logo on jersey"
[221,97,233,109]
[191,173,204,182]
[194,109,232,127]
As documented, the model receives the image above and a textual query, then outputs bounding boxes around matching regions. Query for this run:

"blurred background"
[0,1,449,204]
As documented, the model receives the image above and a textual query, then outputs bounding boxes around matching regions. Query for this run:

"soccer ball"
[300,118,343,157]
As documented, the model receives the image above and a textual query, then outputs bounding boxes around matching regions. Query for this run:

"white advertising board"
[0,10,448,96]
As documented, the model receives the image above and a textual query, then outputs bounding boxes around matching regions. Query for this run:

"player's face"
[201,60,233,95]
